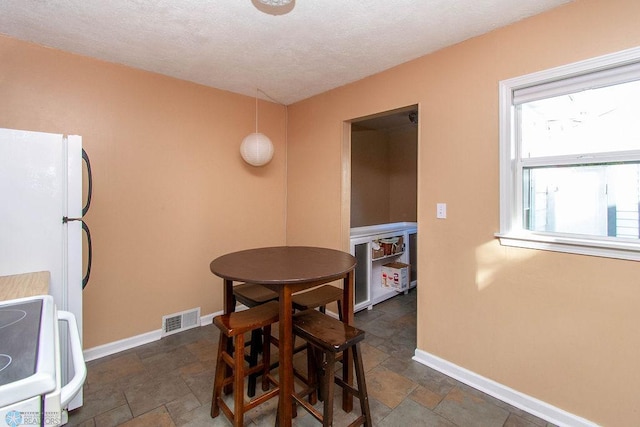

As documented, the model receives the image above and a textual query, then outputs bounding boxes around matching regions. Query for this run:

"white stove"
[0,295,85,426]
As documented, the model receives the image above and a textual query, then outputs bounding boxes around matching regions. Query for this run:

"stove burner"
[0,354,11,374]
[0,309,27,330]
[0,299,44,390]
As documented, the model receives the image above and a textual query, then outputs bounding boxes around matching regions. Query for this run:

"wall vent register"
[162,307,201,337]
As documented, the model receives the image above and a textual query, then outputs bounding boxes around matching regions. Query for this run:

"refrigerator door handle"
[61,218,92,288]
[81,220,92,289]
[64,149,93,289]
[81,149,92,216]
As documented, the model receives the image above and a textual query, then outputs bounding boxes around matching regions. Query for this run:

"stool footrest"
[245,387,280,411]
[220,364,268,388]
[347,415,367,427]
[216,386,280,423]
[293,394,324,424]
[263,373,279,390]
[335,377,359,397]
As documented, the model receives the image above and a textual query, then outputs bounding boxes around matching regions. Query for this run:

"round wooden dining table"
[210,246,357,427]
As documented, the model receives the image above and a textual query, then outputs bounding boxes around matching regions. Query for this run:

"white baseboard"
[83,329,161,361]
[412,349,598,427]
[83,310,221,362]
[82,303,335,362]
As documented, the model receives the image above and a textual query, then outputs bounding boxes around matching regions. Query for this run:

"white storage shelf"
[350,222,417,312]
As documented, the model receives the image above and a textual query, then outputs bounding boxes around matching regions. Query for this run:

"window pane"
[524,163,640,239]
[520,79,640,158]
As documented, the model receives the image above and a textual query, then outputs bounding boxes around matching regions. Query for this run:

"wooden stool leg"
[247,328,262,397]
[233,333,245,426]
[224,297,238,396]
[323,353,335,427]
[224,337,234,395]
[337,300,343,321]
[211,334,228,418]
[352,344,372,427]
[305,344,318,405]
[261,325,272,392]
[309,345,325,402]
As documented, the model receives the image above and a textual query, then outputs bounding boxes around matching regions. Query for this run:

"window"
[497,47,640,261]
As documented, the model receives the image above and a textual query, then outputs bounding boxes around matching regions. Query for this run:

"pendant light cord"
[255,89,259,133]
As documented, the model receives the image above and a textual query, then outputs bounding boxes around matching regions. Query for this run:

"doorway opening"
[350,105,418,228]
[344,105,418,313]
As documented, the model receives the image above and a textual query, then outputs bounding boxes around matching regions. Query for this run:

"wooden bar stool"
[233,283,342,397]
[292,284,343,320]
[291,285,344,404]
[232,283,278,397]
[292,309,372,427]
[211,300,280,426]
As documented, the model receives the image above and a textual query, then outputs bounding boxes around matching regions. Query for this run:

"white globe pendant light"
[241,91,274,167]
[240,132,274,166]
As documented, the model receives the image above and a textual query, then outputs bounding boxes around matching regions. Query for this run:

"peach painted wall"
[0,36,287,348]
[388,126,417,223]
[351,129,391,226]
[351,126,417,227]
[286,0,640,424]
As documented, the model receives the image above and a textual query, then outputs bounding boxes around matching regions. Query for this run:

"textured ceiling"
[0,0,571,105]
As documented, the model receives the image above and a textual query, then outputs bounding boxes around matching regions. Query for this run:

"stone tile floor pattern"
[68,290,557,426]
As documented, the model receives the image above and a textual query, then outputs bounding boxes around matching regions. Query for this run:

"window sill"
[495,231,640,262]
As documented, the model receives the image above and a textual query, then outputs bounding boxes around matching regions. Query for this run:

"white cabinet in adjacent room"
[350,222,417,312]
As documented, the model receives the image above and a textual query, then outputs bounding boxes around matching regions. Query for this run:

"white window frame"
[497,46,640,261]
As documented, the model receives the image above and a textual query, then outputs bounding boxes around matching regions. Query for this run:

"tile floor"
[67,290,556,426]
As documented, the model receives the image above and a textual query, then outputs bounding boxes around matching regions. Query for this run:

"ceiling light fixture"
[252,0,295,15]
[240,90,274,167]
[258,0,292,5]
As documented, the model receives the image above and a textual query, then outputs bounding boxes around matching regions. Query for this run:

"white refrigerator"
[0,127,87,411]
